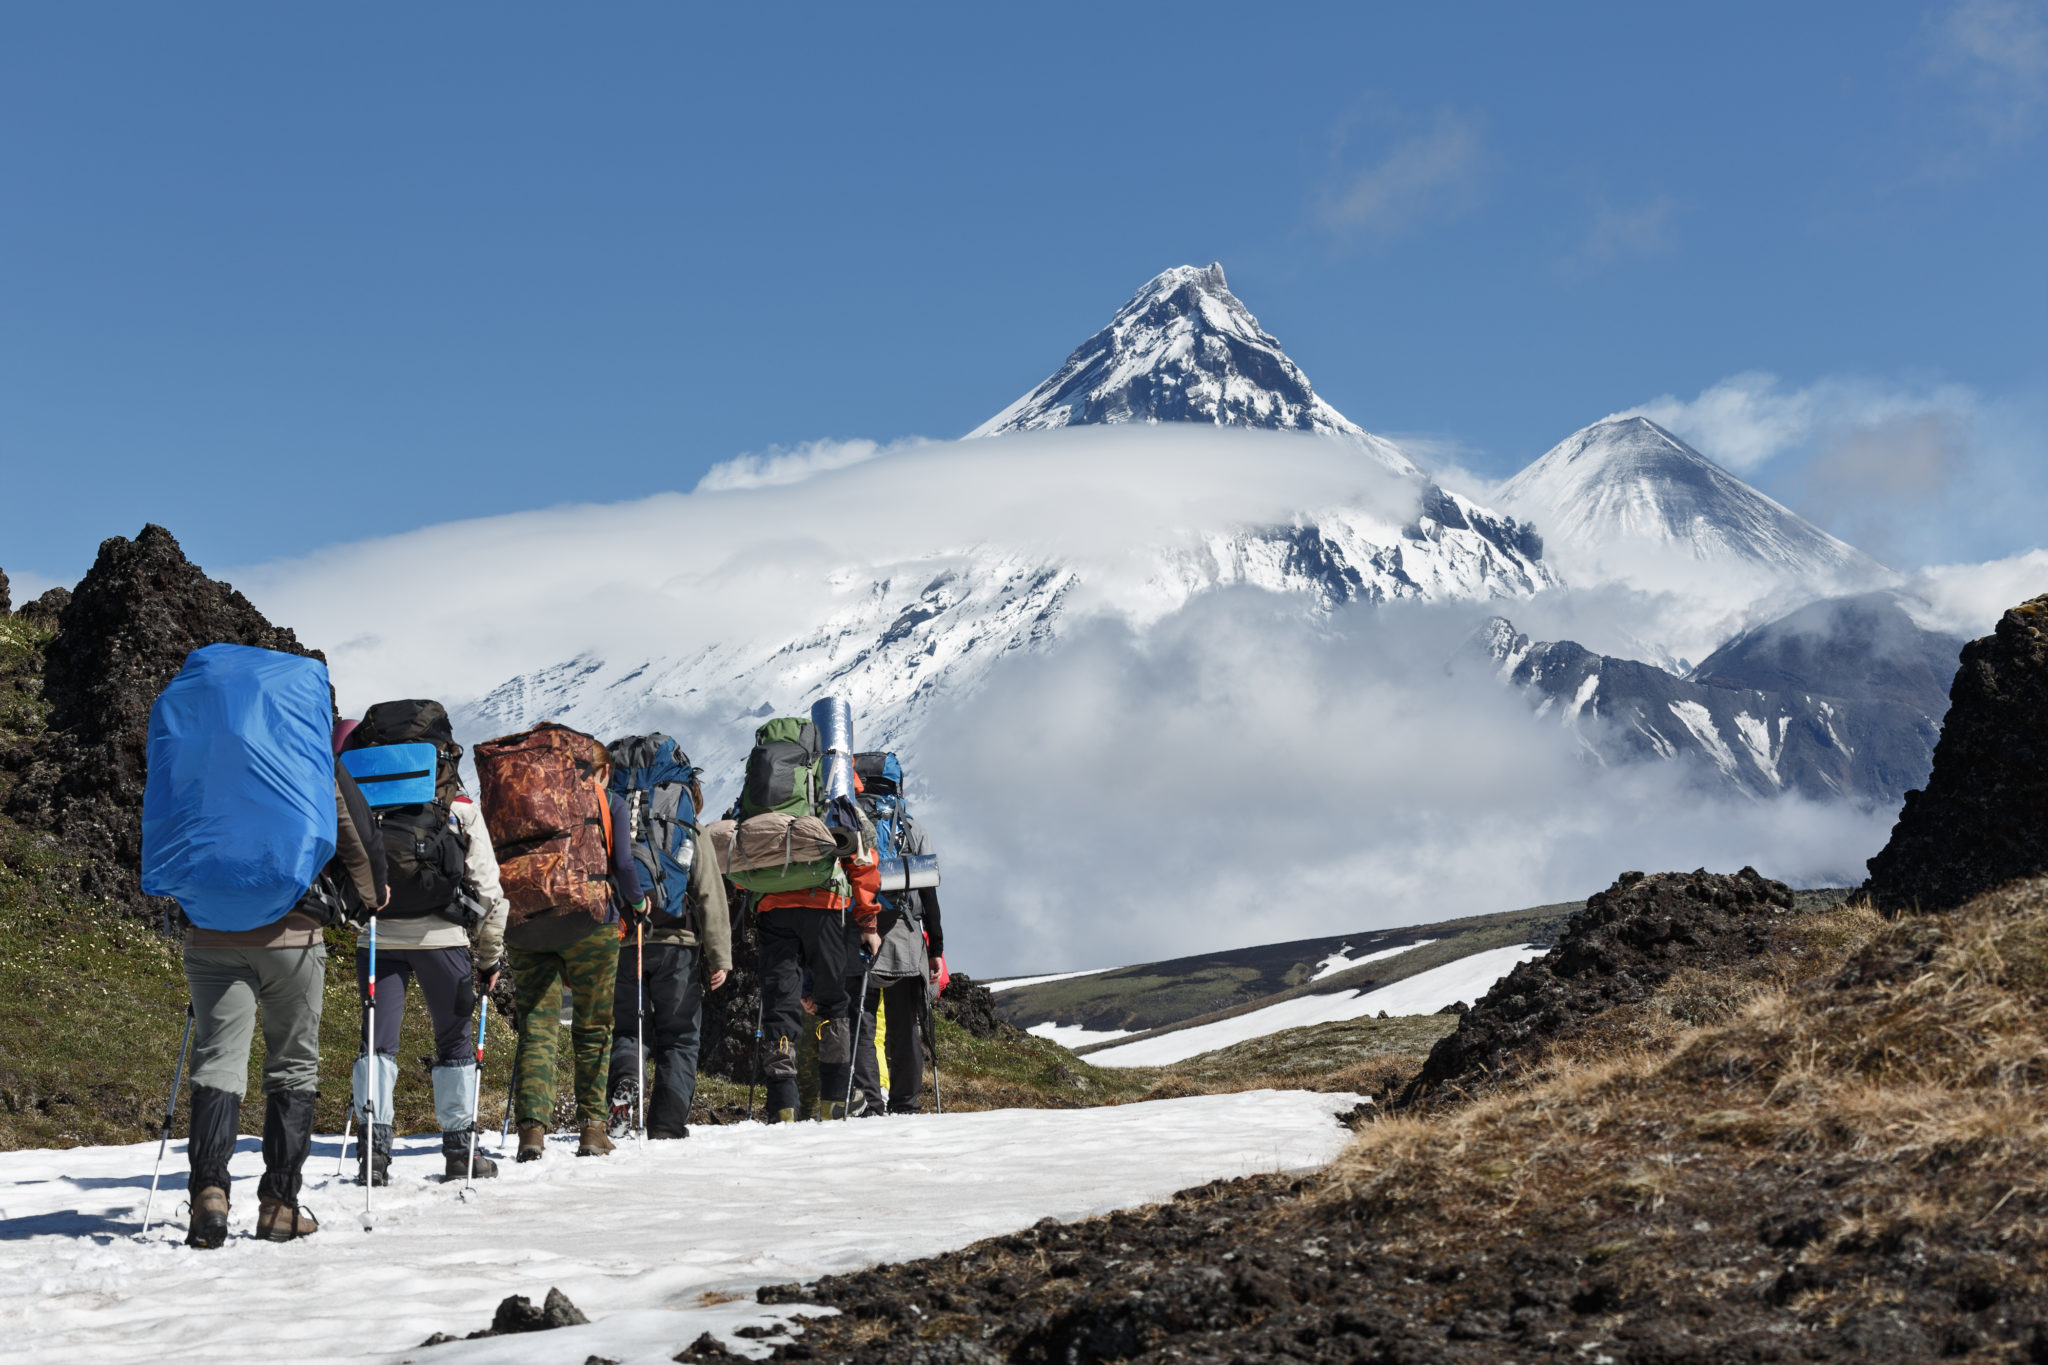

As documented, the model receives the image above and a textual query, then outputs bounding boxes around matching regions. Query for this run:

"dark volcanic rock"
[3,525,322,915]
[19,587,70,625]
[1395,867,1794,1109]
[936,973,1021,1041]
[1866,595,2048,913]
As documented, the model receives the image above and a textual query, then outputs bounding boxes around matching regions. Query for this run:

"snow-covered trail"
[0,1090,1358,1364]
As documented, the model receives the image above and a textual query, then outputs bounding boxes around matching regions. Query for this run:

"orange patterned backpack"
[474,721,614,927]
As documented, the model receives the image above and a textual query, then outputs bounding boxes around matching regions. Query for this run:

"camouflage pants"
[509,929,620,1128]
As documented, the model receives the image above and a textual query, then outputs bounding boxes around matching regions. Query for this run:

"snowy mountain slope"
[0,1093,1356,1363]
[454,269,1554,791]
[1475,591,1962,804]
[1495,416,1891,666]
[1498,416,1882,581]
[969,263,1414,473]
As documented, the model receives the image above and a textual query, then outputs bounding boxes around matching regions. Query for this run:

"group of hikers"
[138,644,946,1249]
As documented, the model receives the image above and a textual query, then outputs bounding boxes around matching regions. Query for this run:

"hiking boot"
[355,1122,392,1187]
[515,1122,547,1163]
[819,1100,848,1121]
[444,1149,500,1181]
[185,1185,229,1249]
[769,1107,798,1125]
[255,1197,318,1242]
[607,1078,638,1140]
[647,1125,689,1141]
[577,1124,614,1157]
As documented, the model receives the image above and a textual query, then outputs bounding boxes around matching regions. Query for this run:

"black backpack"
[344,699,477,926]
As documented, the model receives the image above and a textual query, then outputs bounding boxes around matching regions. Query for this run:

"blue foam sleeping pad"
[141,644,337,931]
[339,743,438,808]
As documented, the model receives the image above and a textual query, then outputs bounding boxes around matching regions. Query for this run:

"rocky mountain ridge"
[1475,591,1962,804]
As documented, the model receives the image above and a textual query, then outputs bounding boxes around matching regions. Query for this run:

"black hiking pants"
[757,908,852,1114]
[608,940,703,1136]
[355,945,476,1064]
[851,975,927,1113]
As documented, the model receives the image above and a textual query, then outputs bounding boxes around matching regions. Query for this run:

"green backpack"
[738,718,821,820]
[727,718,849,897]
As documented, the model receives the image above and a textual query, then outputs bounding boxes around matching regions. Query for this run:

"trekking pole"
[362,913,378,1231]
[138,1003,196,1237]
[926,990,944,1116]
[335,1110,355,1178]
[844,953,873,1117]
[635,920,646,1148]
[499,993,522,1155]
[745,990,763,1122]
[462,985,490,1198]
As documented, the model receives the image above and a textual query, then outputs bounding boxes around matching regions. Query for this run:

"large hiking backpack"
[474,722,614,927]
[339,699,474,925]
[853,750,940,898]
[738,717,820,819]
[709,716,846,896]
[607,733,700,930]
[141,644,338,931]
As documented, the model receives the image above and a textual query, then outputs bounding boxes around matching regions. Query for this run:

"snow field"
[985,966,1117,993]
[1311,938,1438,982]
[0,1089,1359,1364]
[1025,1021,1134,1049]
[1083,944,1545,1067]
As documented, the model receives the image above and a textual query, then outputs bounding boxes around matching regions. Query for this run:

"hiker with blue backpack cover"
[140,644,388,1249]
[849,750,946,1115]
[603,734,731,1140]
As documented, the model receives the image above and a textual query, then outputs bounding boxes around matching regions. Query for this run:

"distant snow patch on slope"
[1311,939,1438,981]
[989,967,1119,993]
[1028,1021,1135,1049]
[1086,944,1545,1068]
[1733,712,1782,787]
[1666,699,1738,776]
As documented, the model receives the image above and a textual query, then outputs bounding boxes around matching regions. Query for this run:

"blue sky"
[2,2,2043,586]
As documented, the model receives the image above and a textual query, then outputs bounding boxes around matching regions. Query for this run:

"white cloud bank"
[912,590,1898,972]
[230,423,1997,975]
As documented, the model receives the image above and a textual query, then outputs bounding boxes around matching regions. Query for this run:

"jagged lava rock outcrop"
[1396,867,1795,1109]
[5,525,323,914]
[1865,594,2048,913]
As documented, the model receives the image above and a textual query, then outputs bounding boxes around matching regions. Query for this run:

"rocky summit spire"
[970,264,1403,466]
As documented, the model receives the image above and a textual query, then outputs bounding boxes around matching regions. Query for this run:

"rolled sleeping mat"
[810,696,857,805]
[877,853,940,894]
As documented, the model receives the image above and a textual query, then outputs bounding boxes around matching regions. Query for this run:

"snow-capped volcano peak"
[1493,415,1890,668]
[1498,416,1883,579]
[969,263,1415,473]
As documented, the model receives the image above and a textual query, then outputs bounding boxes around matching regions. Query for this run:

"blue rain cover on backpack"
[607,733,700,928]
[141,644,337,931]
[338,743,438,808]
